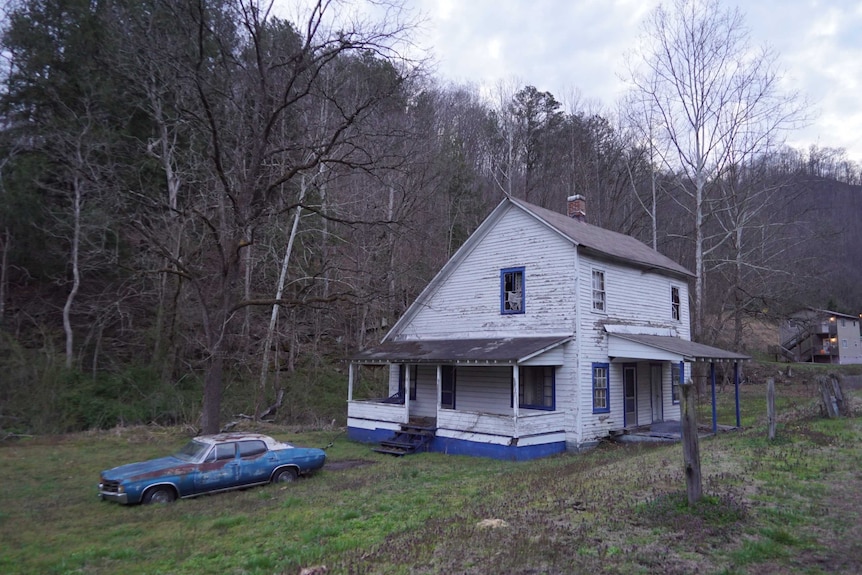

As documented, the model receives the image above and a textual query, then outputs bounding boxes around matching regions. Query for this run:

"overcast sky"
[274,1,862,161]
[411,0,862,161]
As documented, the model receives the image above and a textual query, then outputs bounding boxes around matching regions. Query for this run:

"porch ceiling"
[608,333,750,363]
[351,336,572,365]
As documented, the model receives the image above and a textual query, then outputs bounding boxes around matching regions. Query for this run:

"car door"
[193,442,241,492]
[236,440,272,485]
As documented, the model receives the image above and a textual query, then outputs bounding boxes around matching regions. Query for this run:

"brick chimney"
[567,194,586,222]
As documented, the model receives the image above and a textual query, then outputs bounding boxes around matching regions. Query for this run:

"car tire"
[272,468,298,484]
[143,486,177,504]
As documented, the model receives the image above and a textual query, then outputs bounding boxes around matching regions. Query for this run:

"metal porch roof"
[609,333,750,363]
[351,336,572,365]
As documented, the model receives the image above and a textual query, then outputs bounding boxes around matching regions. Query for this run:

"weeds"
[1,375,861,574]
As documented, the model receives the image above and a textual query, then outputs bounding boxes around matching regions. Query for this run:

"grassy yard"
[1,366,861,574]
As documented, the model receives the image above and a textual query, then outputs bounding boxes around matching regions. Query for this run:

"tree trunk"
[256,177,306,418]
[0,227,8,325]
[63,175,83,370]
[201,351,224,434]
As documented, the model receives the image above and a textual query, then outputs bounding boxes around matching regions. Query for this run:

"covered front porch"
[606,329,751,434]
[347,336,572,460]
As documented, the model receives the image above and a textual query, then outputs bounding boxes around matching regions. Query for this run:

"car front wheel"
[273,468,298,484]
[143,486,177,504]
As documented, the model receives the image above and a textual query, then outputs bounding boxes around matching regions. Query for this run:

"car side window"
[238,440,267,459]
[215,443,236,460]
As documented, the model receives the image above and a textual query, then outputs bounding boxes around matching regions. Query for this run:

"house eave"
[608,332,750,363]
[351,336,573,366]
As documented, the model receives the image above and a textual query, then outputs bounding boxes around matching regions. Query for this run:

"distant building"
[779,308,862,364]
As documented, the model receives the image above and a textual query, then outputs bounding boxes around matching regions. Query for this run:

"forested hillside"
[1,0,860,434]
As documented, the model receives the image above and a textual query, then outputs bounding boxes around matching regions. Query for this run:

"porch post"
[512,365,520,420]
[404,364,411,417]
[348,363,355,402]
[710,361,717,434]
[734,361,741,428]
[436,364,442,412]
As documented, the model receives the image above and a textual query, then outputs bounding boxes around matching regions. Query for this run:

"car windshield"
[175,440,210,462]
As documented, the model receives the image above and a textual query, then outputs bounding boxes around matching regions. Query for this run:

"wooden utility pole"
[680,378,703,504]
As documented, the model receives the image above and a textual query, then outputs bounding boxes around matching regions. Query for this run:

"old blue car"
[98,433,326,504]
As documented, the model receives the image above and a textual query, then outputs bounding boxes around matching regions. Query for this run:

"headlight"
[118,485,125,493]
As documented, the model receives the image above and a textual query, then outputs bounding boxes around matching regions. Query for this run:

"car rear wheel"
[143,486,177,504]
[273,468,298,484]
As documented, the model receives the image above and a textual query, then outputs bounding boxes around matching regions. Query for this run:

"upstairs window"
[592,269,606,311]
[592,363,610,413]
[501,267,525,314]
[671,286,681,321]
[518,366,555,410]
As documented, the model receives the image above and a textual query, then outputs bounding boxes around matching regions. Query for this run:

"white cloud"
[273,0,862,159]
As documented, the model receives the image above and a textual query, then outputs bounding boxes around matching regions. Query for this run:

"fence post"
[767,377,776,440]
[680,378,702,504]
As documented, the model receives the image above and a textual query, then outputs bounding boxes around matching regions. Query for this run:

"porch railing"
[347,399,409,424]
[437,408,565,438]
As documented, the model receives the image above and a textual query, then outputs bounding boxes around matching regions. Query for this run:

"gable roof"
[383,196,692,341]
[510,197,693,278]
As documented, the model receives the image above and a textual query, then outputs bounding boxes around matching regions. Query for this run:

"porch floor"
[612,421,738,443]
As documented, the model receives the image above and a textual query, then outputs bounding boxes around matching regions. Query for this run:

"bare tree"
[140,0,420,433]
[626,0,807,342]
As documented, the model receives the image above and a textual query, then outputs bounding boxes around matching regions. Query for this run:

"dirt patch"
[325,459,376,471]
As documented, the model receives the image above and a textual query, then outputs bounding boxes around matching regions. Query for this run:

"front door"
[650,364,663,422]
[624,364,637,427]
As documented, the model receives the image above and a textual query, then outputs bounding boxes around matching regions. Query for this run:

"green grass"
[1,375,861,574]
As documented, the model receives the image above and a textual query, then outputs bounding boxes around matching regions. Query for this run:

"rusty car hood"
[101,456,192,481]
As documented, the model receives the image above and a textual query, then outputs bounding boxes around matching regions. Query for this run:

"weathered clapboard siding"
[398,207,577,339]
[451,366,512,412]
[576,253,691,442]
[347,401,408,424]
[663,363,682,420]
[437,408,566,437]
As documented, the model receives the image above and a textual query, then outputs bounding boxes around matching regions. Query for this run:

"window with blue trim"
[592,363,610,413]
[671,362,683,404]
[501,267,525,314]
[517,366,555,410]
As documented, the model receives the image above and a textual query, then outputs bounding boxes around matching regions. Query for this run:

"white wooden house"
[347,195,748,459]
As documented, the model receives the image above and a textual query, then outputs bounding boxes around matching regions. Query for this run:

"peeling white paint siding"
[384,201,689,448]
[399,206,577,339]
[576,254,688,443]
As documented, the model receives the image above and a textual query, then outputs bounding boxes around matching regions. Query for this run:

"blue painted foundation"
[347,426,394,445]
[348,426,566,461]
